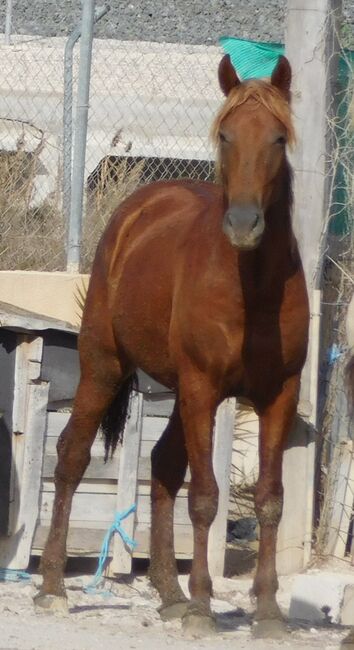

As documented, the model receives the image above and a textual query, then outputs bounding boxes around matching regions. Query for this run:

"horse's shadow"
[216,608,253,631]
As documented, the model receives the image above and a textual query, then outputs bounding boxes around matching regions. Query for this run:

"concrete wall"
[0,271,89,327]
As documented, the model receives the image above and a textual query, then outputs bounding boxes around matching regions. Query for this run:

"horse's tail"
[101,374,137,461]
[346,353,354,415]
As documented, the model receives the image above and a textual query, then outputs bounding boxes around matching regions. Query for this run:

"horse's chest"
[243,305,308,379]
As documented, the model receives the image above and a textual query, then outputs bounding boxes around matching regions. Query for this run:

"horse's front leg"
[253,374,300,639]
[179,373,219,634]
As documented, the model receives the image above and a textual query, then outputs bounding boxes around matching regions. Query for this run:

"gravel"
[0,572,350,650]
[0,0,353,46]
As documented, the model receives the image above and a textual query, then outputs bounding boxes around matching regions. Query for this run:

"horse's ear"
[218,54,241,96]
[271,55,292,100]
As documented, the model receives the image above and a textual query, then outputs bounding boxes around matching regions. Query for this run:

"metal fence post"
[5,0,13,45]
[63,25,81,229]
[66,0,96,273]
[63,4,109,238]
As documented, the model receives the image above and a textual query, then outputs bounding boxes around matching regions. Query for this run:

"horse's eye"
[275,135,287,146]
[219,132,228,143]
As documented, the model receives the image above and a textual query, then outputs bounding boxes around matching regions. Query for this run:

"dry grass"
[81,157,145,273]
[0,152,145,273]
[0,149,66,271]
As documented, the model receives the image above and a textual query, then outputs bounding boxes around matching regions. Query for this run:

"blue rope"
[327,343,346,365]
[0,568,31,583]
[84,504,137,596]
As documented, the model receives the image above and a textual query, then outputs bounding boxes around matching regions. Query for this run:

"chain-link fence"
[81,36,221,270]
[0,4,224,272]
[0,2,353,275]
[314,34,354,560]
[0,26,69,271]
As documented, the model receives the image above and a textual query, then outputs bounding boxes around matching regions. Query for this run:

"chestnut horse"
[36,55,309,637]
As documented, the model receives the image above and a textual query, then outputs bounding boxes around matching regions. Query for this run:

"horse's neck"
[238,201,298,301]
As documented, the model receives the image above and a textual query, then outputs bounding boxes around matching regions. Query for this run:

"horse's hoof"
[33,593,69,616]
[252,618,287,639]
[182,612,217,637]
[159,601,189,621]
[341,629,354,648]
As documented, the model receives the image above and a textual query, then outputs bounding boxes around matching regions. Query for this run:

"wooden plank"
[45,411,108,457]
[39,491,117,523]
[137,456,191,483]
[208,398,235,577]
[41,480,118,495]
[42,453,119,480]
[27,336,43,381]
[46,411,169,442]
[141,415,168,441]
[0,301,78,334]
[277,417,311,574]
[32,522,193,558]
[325,441,354,558]
[46,411,71,437]
[136,493,189,526]
[140,439,157,458]
[0,381,49,569]
[37,519,120,530]
[136,483,188,498]
[8,335,44,536]
[111,391,143,574]
[32,524,110,554]
[133,523,193,557]
[42,454,184,483]
[143,396,175,418]
[41,479,188,499]
[12,335,36,434]
[44,428,107,458]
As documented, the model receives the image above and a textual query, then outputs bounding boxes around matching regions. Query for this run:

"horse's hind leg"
[150,399,189,619]
[35,344,128,612]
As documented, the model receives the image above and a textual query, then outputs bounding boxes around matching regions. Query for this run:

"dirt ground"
[0,561,352,650]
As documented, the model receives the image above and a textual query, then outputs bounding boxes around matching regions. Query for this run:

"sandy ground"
[0,568,351,650]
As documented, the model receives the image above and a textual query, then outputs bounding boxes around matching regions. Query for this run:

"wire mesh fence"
[0,7,222,272]
[80,37,220,270]
[0,32,69,271]
[315,35,354,562]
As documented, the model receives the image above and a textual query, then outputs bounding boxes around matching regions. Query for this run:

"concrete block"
[289,572,354,625]
[341,584,354,625]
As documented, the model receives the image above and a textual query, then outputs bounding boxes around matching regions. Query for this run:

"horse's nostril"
[252,214,260,231]
[226,212,234,228]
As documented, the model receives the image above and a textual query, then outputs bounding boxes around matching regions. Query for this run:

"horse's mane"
[211,79,296,149]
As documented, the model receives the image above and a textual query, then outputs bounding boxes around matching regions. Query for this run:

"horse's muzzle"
[223,204,265,249]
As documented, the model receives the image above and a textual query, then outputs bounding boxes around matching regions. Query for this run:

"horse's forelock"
[210,79,296,152]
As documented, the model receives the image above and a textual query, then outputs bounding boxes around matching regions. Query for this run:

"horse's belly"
[111,270,177,389]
